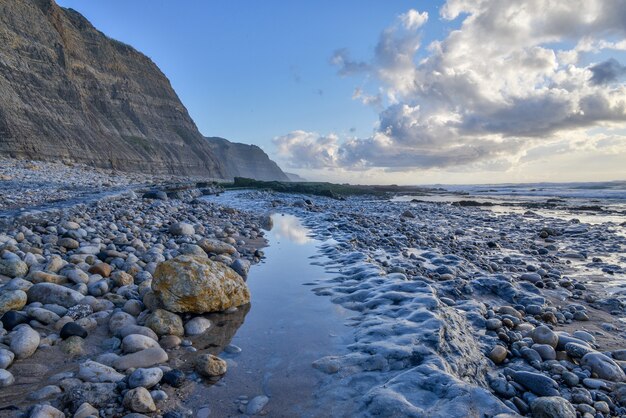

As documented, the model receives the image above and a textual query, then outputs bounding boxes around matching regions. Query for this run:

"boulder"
[152,255,250,313]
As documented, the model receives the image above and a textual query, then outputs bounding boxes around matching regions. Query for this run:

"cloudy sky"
[57,0,626,184]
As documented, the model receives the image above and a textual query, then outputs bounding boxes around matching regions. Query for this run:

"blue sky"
[56,0,446,148]
[56,1,626,184]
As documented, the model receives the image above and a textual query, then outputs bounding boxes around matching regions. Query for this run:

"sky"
[56,0,626,185]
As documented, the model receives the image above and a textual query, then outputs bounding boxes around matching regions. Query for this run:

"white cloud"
[276,1,626,179]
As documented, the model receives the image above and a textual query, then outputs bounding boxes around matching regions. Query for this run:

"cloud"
[277,1,626,173]
[589,58,626,84]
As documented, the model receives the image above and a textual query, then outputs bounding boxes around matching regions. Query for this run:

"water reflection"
[271,213,313,244]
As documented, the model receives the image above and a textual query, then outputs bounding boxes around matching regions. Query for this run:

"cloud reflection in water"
[271,214,313,244]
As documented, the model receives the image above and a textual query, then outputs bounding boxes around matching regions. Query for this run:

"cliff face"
[205,137,289,181]
[0,0,227,177]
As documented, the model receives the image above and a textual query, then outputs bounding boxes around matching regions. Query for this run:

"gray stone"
[10,324,40,359]
[27,283,84,308]
[78,360,125,383]
[0,369,14,387]
[512,371,560,396]
[531,325,558,348]
[169,222,195,236]
[564,342,595,358]
[581,352,626,382]
[0,259,28,278]
[184,316,212,336]
[246,395,269,415]
[0,348,15,369]
[128,367,163,389]
[145,309,184,337]
[113,347,169,371]
[530,396,576,418]
[123,387,156,413]
[0,289,27,314]
[122,334,160,353]
[29,404,65,418]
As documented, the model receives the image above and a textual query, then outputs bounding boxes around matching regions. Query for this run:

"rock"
[145,309,184,337]
[520,273,542,284]
[113,347,168,371]
[581,352,626,382]
[128,367,163,389]
[230,258,251,279]
[29,404,65,418]
[532,344,556,361]
[62,382,118,411]
[1,310,29,330]
[195,353,227,377]
[161,369,186,388]
[60,322,88,339]
[74,403,99,418]
[530,396,576,418]
[27,307,60,324]
[564,342,595,358]
[0,259,28,278]
[169,222,195,236]
[59,336,86,357]
[143,191,168,200]
[78,360,125,383]
[122,334,160,353]
[556,333,591,351]
[109,311,137,334]
[0,369,14,387]
[531,325,558,348]
[0,348,15,369]
[159,335,182,349]
[29,385,62,400]
[123,387,156,413]
[485,318,502,330]
[88,263,112,277]
[58,238,80,250]
[561,371,579,387]
[27,283,84,308]
[498,306,523,320]
[512,371,560,396]
[184,317,212,336]
[489,345,508,364]
[152,255,250,313]
[0,290,27,314]
[197,238,237,255]
[10,324,40,359]
[246,395,269,415]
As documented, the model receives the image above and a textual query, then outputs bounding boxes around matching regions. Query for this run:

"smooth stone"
[159,335,182,349]
[0,348,15,369]
[113,347,169,371]
[512,371,560,396]
[10,324,40,359]
[530,396,576,418]
[151,389,168,402]
[0,369,15,387]
[195,353,227,377]
[88,263,112,277]
[520,273,542,284]
[581,352,626,382]
[230,258,251,278]
[123,387,156,413]
[78,360,125,383]
[489,345,508,364]
[531,325,558,348]
[108,311,137,334]
[532,344,556,361]
[60,322,88,339]
[59,336,86,356]
[169,222,195,236]
[184,317,212,336]
[122,334,160,353]
[0,259,28,278]
[1,310,29,330]
[564,342,595,358]
[556,333,591,351]
[115,325,158,341]
[29,404,65,418]
[128,367,163,389]
[486,318,502,330]
[0,290,27,314]
[74,402,99,418]
[145,309,184,337]
[28,385,62,400]
[197,238,237,255]
[246,395,269,415]
[161,369,186,388]
[27,283,84,308]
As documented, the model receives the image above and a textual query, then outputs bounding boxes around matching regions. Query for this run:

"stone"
[561,371,579,387]
[62,382,118,411]
[498,306,523,320]
[0,369,15,387]
[115,325,158,341]
[108,311,137,334]
[112,271,134,287]
[1,310,29,330]
[159,335,182,349]
[161,369,186,388]
[489,345,507,364]
[29,385,62,400]
[0,259,28,278]
[0,348,15,369]
[29,404,65,418]
[581,352,626,382]
[27,283,84,308]
[564,342,595,358]
[230,258,251,279]
[246,395,269,415]
[10,324,40,359]
[78,360,125,383]
[59,336,86,357]
[58,238,80,249]
[145,309,184,337]
[123,387,156,413]
[0,290,27,314]
[60,322,88,339]
[113,347,169,371]
[512,371,560,397]
[532,344,556,361]
[74,403,99,418]
[122,334,160,353]
[197,238,237,255]
[128,367,163,389]
[169,222,195,236]
[531,325,558,348]
[520,273,542,284]
[195,353,227,377]
[530,397,576,418]
[184,316,212,336]
[28,307,61,324]
[152,255,250,313]
[88,263,112,277]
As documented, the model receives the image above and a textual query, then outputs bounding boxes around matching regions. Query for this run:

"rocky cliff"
[205,137,289,181]
[0,0,227,177]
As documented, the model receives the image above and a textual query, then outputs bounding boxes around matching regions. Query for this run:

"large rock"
[581,352,626,382]
[0,290,27,314]
[27,283,84,308]
[0,259,28,278]
[152,255,250,313]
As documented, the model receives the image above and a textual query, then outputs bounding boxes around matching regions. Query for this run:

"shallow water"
[190,213,351,417]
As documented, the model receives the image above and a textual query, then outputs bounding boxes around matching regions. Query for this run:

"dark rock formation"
[205,137,289,181]
[0,0,227,177]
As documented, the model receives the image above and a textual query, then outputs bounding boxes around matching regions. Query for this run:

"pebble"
[128,367,163,389]
[161,369,186,388]
[10,324,40,359]
[195,353,227,377]
[246,395,269,415]
[123,387,156,413]
[0,369,15,387]
[530,396,576,418]
[184,316,212,336]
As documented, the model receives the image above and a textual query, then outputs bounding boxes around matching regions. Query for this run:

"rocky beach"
[0,160,625,417]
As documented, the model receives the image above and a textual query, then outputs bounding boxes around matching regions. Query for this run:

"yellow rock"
[152,255,250,313]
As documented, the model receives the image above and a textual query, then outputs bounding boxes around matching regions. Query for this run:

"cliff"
[205,137,289,181]
[0,0,227,177]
